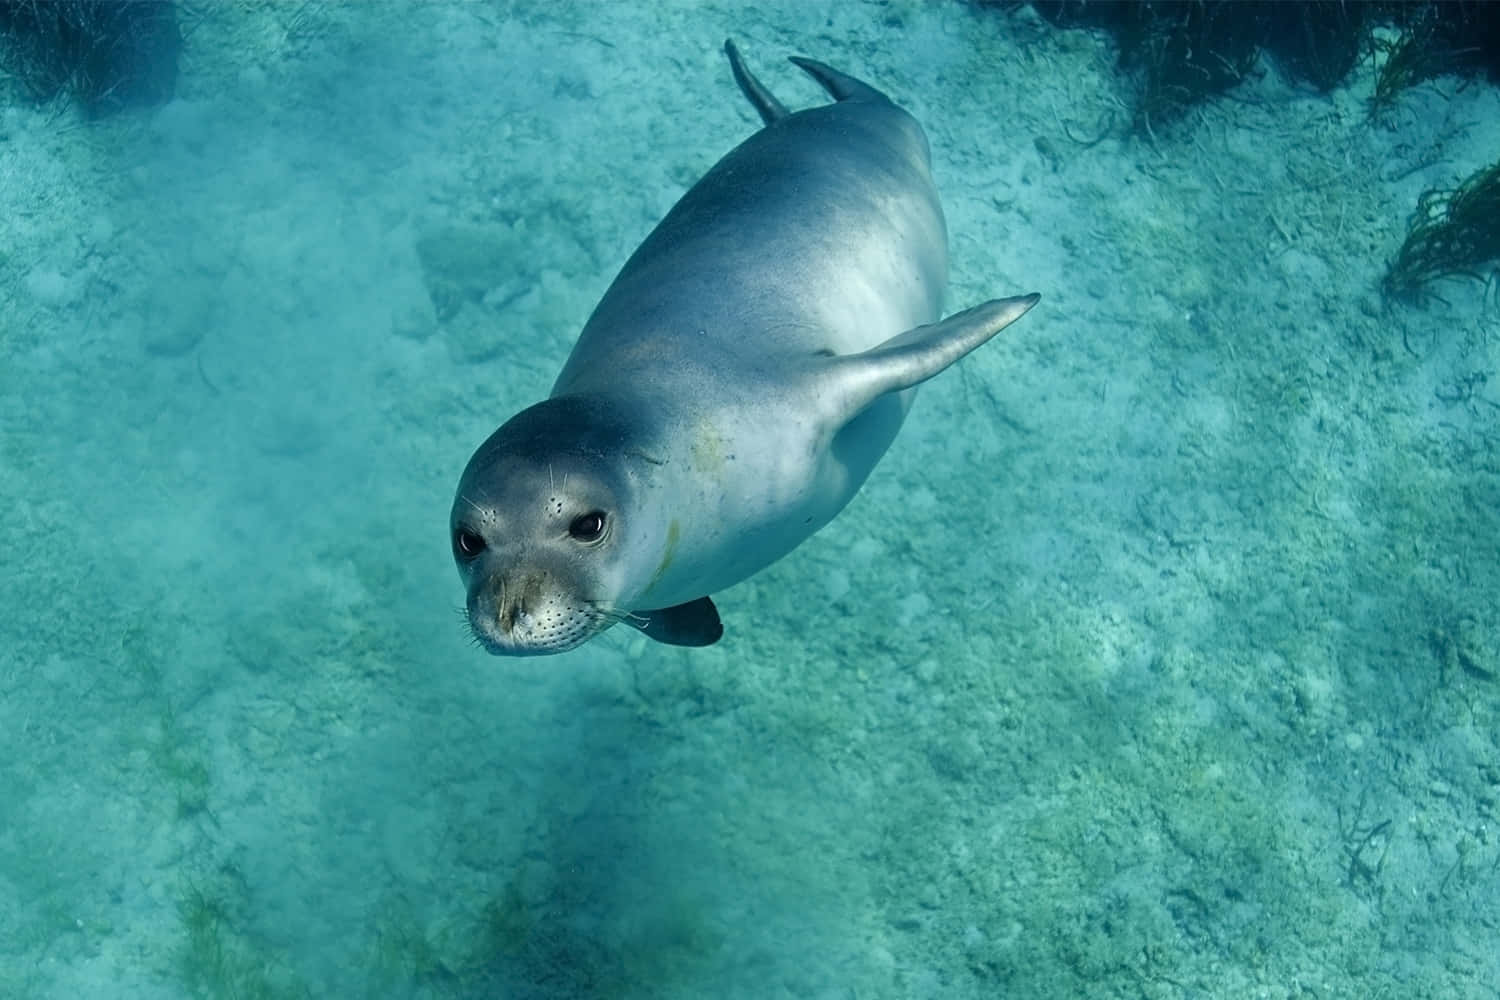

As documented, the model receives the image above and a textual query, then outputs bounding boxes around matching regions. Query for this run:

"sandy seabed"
[1,2,1497,998]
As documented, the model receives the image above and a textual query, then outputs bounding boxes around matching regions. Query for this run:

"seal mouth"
[464,579,616,656]
[466,607,598,656]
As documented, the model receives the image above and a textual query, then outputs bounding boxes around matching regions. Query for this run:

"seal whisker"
[586,600,644,627]
[453,604,478,641]
[461,616,483,648]
[457,493,485,519]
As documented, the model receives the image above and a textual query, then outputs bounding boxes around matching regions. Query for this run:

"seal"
[451,40,1039,655]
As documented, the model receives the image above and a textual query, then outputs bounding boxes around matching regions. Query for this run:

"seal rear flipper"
[724,39,788,125]
[629,597,724,647]
[819,294,1041,422]
[788,55,889,104]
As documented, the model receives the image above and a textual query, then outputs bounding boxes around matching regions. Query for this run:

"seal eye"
[569,511,607,543]
[454,529,486,559]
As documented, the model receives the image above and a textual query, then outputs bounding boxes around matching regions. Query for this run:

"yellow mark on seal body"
[690,420,727,477]
[650,519,681,588]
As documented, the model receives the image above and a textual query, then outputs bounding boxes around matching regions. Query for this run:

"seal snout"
[494,571,546,634]
[468,567,597,655]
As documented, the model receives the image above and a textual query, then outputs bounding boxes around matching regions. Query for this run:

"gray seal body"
[452,41,1038,655]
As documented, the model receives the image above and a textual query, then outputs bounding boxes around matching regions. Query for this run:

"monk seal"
[451,40,1038,655]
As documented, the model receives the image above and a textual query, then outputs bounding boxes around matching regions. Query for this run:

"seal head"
[452,392,725,654]
[453,394,636,655]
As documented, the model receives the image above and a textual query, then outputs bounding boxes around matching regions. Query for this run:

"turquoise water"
[2,2,1498,997]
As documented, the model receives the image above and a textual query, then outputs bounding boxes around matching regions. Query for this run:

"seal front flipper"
[818,293,1041,421]
[629,597,724,647]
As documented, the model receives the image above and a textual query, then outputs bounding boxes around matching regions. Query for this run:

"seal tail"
[724,39,788,125]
